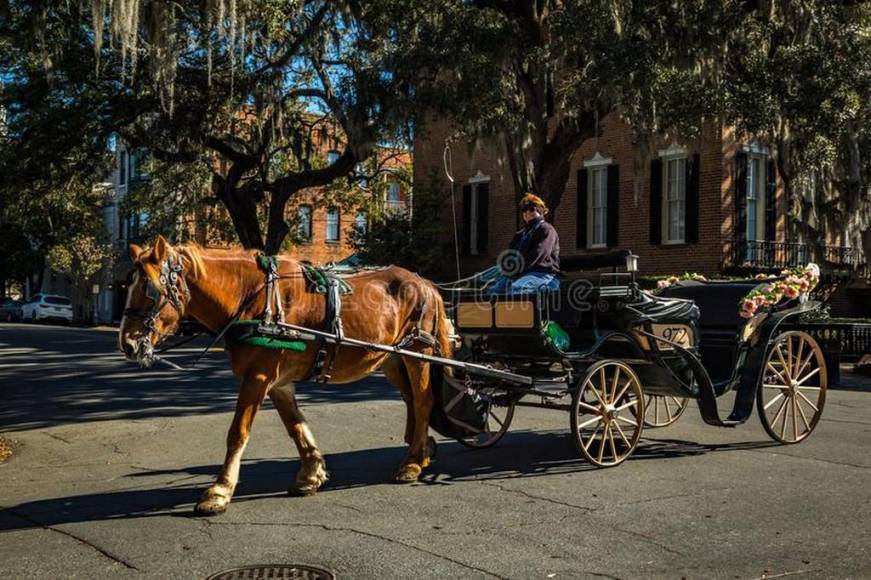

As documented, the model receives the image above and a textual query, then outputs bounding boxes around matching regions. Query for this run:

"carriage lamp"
[625,254,639,273]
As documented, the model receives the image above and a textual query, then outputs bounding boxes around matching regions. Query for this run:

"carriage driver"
[487,193,561,295]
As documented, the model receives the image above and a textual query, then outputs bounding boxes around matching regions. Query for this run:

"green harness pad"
[224,320,308,352]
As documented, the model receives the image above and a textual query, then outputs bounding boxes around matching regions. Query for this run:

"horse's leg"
[382,355,415,445]
[195,371,271,516]
[394,359,435,483]
[268,383,329,496]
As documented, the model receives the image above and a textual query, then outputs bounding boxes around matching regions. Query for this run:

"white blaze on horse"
[119,235,452,515]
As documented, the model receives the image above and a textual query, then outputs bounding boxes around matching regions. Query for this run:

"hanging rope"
[443,141,462,280]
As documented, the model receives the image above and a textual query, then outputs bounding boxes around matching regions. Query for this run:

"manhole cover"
[206,564,336,580]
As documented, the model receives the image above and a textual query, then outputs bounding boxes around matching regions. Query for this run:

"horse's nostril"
[123,342,135,358]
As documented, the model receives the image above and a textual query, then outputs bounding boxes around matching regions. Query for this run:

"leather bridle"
[123,254,190,350]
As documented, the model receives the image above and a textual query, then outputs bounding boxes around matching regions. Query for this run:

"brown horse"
[119,235,452,515]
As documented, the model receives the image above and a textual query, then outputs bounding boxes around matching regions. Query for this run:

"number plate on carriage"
[649,324,694,350]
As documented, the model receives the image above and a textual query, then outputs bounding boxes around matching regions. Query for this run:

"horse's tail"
[432,287,454,362]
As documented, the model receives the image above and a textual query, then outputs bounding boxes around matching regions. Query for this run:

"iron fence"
[782,322,871,362]
[725,239,862,275]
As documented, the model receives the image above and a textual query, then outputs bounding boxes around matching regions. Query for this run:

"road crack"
[204,519,508,578]
[747,449,869,469]
[1,507,141,571]
[479,481,597,513]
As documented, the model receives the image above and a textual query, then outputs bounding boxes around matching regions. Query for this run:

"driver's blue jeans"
[486,272,560,296]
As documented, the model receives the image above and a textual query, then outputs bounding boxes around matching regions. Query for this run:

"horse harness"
[124,254,190,350]
[127,252,439,378]
[256,256,439,382]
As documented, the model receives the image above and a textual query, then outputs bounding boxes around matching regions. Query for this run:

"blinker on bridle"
[124,254,189,342]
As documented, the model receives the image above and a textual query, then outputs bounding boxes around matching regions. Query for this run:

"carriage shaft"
[264,321,535,385]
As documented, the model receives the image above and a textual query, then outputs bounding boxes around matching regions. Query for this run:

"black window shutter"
[649,159,663,245]
[606,164,620,247]
[735,151,748,245]
[685,154,700,244]
[765,158,777,241]
[476,182,489,254]
[577,168,588,249]
[461,184,471,255]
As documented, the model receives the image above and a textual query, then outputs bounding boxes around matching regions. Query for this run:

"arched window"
[327,150,340,165]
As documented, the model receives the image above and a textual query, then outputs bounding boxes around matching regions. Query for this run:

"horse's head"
[119,235,190,366]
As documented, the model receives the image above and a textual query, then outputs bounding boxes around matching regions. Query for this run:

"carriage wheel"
[757,331,827,444]
[457,392,515,449]
[642,395,690,428]
[571,360,644,467]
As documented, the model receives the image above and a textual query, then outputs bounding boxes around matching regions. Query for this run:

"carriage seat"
[658,281,758,330]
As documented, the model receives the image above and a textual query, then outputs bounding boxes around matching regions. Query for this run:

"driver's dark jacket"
[505,217,560,278]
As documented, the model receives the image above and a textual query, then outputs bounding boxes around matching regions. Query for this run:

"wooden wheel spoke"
[596,427,607,463]
[588,379,606,406]
[612,419,632,448]
[780,397,792,439]
[775,344,792,382]
[583,424,602,451]
[787,336,795,381]
[769,395,790,430]
[577,415,603,430]
[797,385,822,391]
[796,390,819,412]
[576,401,600,414]
[490,413,505,428]
[598,368,608,402]
[610,367,621,404]
[796,367,820,386]
[794,344,815,382]
[792,396,799,441]
[616,399,638,412]
[608,427,618,462]
[763,392,785,411]
[792,336,805,379]
[765,360,790,385]
[616,415,638,427]
[614,379,633,405]
[795,396,812,432]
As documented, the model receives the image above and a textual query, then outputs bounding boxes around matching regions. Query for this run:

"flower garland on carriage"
[654,263,821,319]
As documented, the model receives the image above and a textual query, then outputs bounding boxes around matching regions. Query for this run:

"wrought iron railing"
[725,239,865,276]
[783,322,871,362]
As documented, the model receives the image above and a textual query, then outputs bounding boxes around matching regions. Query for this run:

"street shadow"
[0,431,779,533]
[0,326,400,432]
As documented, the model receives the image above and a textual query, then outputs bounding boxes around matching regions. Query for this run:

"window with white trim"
[588,167,608,248]
[327,150,340,165]
[325,207,340,242]
[745,152,767,242]
[663,156,687,243]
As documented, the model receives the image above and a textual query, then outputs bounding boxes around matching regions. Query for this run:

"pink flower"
[657,279,670,289]
[783,285,800,299]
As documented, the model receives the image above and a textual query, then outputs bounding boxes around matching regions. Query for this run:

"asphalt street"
[1,323,869,579]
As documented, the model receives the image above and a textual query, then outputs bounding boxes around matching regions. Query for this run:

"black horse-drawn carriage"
[430,251,830,467]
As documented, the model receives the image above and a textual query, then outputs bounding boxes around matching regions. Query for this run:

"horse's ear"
[129,244,143,262]
[151,235,169,264]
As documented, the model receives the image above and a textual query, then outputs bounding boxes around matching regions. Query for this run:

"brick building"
[414,114,868,314]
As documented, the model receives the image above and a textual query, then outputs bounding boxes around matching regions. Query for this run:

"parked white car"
[21,294,74,324]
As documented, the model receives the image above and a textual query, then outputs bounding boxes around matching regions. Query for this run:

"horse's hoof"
[288,483,319,497]
[194,498,228,516]
[393,465,421,483]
